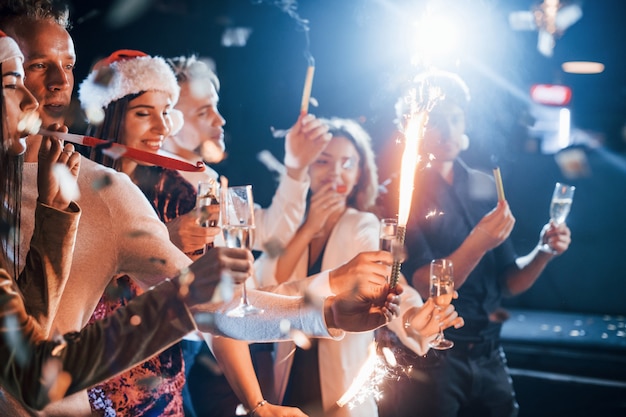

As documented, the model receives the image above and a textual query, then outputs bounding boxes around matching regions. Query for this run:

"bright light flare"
[337,342,387,409]
[409,12,460,66]
[557,108,571,149]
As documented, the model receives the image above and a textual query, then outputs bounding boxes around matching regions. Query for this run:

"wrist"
[249,399,268,417]
[285,165,307,182]
[323,296,337,330]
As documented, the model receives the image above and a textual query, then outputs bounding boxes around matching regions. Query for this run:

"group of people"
[0,1,572,417]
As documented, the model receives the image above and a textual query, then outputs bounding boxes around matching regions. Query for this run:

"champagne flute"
[541,182,575,252]
[379,218,398,253]
[221,185,263,317]
[429,259,454,350]
[379,218,398,284]
[197,180,220,253]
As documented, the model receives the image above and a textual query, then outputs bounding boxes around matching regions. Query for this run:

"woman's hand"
[404,295,464,343]
[37,123,80,211]
[254,402,308,417]
[166,211,221,257]
[301,182,345,238]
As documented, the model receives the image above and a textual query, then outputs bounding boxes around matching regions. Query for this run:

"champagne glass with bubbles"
[429,259,455,350]
[197,180,220,253]
[542,182,575,252]
[221,185,262,317]
[379,218,398,283]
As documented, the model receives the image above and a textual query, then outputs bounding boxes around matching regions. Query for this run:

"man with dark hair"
[385,70,572,417]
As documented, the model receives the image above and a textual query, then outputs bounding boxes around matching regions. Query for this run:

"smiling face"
[2,57,39,156]
[309,136,361,198]
[11,19,75,128]
[121,90,173,155]
[174,79,226,163]
[422,100,467,163]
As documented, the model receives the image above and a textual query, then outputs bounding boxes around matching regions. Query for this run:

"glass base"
[226,302,264,318]
[429,338,454,350]
[539,243,558,255]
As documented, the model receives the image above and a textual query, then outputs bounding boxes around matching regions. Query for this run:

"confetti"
[91,173,113,191]
[52,163,80,202]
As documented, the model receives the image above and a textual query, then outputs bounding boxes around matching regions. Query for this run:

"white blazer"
[255,208,425,417]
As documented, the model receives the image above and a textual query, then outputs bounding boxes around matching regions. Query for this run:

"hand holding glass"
[197,180,220,253]
[221,185,262,317]
[379,218,398,284]
[429,259,455,350]
[542,182,575,252]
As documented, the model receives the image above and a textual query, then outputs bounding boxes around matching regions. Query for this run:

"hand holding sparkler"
[468,202,515,255]
[283,114,331,180]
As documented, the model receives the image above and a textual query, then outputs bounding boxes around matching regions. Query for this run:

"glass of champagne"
[542,182,575,252]
[221,185,262,317]
[197,180,220,253]
[379,218,398,253]
[429,259,455,350]
[379,218,398,283]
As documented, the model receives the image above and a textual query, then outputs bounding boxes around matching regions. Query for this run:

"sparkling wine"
[223,225,254,249]
[550,197,572,224]
[379,236,394,252]
[431,280,454,307]
[197,196,220,227]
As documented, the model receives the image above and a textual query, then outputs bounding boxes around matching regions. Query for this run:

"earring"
[460,134,470,151]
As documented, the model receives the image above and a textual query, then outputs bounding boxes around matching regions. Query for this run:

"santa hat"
[78,49,180,112]
[0,30,24,65]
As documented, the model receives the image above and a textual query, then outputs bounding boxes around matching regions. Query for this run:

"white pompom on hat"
[78,49,180,112]
[0,30,24,65]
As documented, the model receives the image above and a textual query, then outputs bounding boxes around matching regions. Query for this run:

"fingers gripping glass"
[541,182,575,253]
[221,185,263,317]
[429,259,455,350]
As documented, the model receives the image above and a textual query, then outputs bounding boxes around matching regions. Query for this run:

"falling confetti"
[91,173,113,191]
[17,110,42,135]
[52,163,80,202]
[257,150,286,176]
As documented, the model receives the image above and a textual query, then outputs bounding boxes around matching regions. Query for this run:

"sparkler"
[300,65,315,115]
[493,166,506,201]
[389,85,442,288]
[336,342,388,409]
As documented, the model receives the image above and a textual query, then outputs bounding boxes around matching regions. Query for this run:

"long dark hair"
[86,93,139,171]
[0,61,23,278]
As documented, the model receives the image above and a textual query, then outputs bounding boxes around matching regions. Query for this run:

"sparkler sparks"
[389,82,443,288]
[336,342,409,410]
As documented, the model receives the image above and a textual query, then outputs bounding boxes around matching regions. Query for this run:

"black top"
[402,159,518,343]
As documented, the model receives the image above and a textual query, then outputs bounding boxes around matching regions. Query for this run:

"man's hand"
[167,211,221,257]
[255,403,308,417]
[539,221,571,255]
[179,247,254,307]
[324,281,402,333]
[37,123,80,210]
[328,251,394,295]
[404,296,464,340]
[468,201,515,252]
[284,114,331,181]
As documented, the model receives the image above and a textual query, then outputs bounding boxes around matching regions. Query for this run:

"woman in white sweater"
[256,117,463,417]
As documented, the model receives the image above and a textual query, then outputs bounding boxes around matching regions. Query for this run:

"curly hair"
[0,0,71,32]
